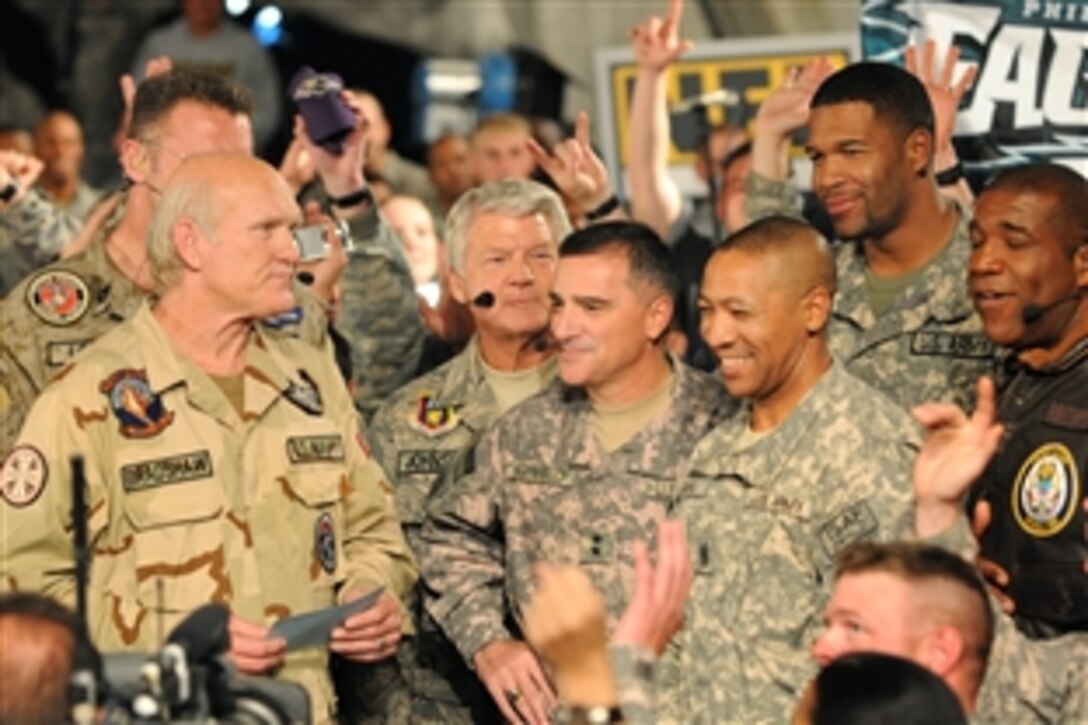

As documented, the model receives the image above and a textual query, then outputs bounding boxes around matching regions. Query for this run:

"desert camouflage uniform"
[745,172,997,411]
[666,363,918,723]
[368,337,550,723]
[420,362,734,698]
[0,197,404,457]
[976,613,1088,723]
[0,302,417,722]
[336,207,425,419]
[0,189,80,297]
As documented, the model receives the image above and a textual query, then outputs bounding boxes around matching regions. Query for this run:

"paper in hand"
[269,587,384,651]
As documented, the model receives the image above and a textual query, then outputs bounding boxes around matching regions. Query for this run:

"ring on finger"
[505,687,522,705]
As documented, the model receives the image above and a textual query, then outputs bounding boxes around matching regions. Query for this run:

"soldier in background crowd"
[0,154,417,722]
[667,216,918,721]
[0,149,81,297]
[32,110,103,221]
[421,220,732,724]
[810,541,1087,722]
[746,57,994,411]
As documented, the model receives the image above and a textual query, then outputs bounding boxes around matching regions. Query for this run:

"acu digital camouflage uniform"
[336,204,425,419]
[368,336,552,723]
[420,362,734,688]
[666,363,918,724]
[0,188,80,297]
[976,612,1088,723]
[745,172,998,411]
[0,302,418,722]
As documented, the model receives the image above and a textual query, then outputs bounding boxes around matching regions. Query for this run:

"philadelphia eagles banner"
[861,0,1088,180]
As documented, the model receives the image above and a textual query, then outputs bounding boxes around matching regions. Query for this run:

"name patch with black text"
[910,332,993,359]
[818,500,878,558]
[397,449,456,476]
[286,434,345,464]
[121,450,213,492]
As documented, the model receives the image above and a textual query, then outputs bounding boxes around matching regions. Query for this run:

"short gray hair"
[146,168,221,292]
[444,179,572,273]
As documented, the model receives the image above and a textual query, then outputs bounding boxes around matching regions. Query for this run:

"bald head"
[714,216,836,300]
[148,153,297,291]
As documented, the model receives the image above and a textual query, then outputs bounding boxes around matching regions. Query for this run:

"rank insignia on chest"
[285,370,323,416]
[410,393,460,436]
[27,270,90,326]
[314,512,337,574]
[0,445,48,507]
[100,369,174,439]
[1012,443,1079,538]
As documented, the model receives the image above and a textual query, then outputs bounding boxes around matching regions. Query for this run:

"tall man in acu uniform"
[746,61,996,410]
[421,221,733,725]
[0,155,418,722]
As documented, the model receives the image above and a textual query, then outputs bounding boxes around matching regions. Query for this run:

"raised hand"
[528,111,616,218]
[905,39,978,155]
[611,519,692,655]
[911,376,1004,537]
[524,564,617,708]
[754,56,837,142]
[630,0,694,73]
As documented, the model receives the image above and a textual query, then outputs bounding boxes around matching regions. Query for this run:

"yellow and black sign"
[593,34,856,191]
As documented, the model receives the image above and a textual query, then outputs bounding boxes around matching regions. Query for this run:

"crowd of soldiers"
[0,0,1085,723]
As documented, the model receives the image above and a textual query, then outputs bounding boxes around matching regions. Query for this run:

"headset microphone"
[1020,294,1081,325]
[472,291,496,308]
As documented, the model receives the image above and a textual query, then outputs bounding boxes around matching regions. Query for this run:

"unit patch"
[285,370,323,416]
[1012,442,1079,538]
[1,445,48,507]
[120,450,213,492]
[287,435,345,464]
[410,393,460,436]
[314,512,337,574]
[26,271,90,326]
[910,332,994,359]
[100,369,174,438]
[818,500,878,557]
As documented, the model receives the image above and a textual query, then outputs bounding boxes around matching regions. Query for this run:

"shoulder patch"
[1012,442,1079,538]
[284,369,323,416]
[26,271,90,326]
[99,368,175,439]
[1,445,48,507]
[314,512,337,574]
[410,392,460,436]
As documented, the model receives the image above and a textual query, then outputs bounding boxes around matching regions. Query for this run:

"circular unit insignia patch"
[314,512,337,574]
[26,271,90,326]
[1,445,48,507]
[1011,442,1079,538]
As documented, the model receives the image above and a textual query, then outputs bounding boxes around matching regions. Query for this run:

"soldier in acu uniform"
[0,155,417,723]
[367,179,570,724]
[420,221,733,725]
[746,59,997,411]
[667,216,918,723]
